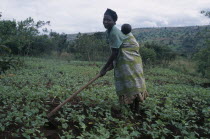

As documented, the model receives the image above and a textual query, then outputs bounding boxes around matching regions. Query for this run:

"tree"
[30,35,53,55]
[143,42,177,65]
[50,32,69,56]
[0,16,50,55]
[68,32,109,61]
[0,45,11,55]
[0,45,19,75]
[0,20,19,54]
[194,10,210,78]
[201,10,210,18]
[194,42,210,78]
[139,47,156,65]
[16,17,50,55]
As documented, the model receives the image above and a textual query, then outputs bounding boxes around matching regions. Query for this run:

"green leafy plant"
[0,57,209,138]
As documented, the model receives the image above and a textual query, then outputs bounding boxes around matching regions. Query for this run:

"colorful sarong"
[114,33,147,104]
[106,26,147,104]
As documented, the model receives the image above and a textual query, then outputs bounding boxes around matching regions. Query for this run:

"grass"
[168,57,198,76]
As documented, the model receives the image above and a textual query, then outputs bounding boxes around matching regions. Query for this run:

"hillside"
[132,25,210,54]
[67,25,210,55]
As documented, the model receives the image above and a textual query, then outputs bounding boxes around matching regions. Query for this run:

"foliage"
[0,20,17,53]
[0,57,24,75]
[0,45,24,74]
[30,35,54,55]
[168,57,197,75]
[201,10,210,18]
[68,32,109,61]
[50,32,69,56]
[192,10,210,78]
[141,42,177,65]
[0,45,11,54]
[0,16,52,55]
[1,12,209,60]
[0,57,209,138]
[0,45,13,74]
[194,44,210,78]
[132,25,210,57]
[139,47,156,65]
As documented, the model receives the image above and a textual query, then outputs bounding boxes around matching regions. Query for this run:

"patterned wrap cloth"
[106,25,147,104]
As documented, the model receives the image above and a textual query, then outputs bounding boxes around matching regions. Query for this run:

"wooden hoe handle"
[47,74,101,118]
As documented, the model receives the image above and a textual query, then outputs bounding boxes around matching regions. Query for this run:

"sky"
[0,0,210,34]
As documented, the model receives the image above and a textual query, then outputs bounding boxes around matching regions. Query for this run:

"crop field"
[0,57,210,139]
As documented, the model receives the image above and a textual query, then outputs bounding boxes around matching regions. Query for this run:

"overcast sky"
[1,0,210,34]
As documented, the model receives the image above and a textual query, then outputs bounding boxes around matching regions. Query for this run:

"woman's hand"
[106,64,114,71]
[100,68,107,77]
[100,64,114,77]
[100,48,118,77]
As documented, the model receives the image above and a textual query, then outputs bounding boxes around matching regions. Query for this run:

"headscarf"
[104,8,118,22]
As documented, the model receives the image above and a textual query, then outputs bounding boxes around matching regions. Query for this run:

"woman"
[100,9,148,112]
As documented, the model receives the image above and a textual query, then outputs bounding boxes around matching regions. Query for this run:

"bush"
[140,47,156,65]
[0,45,11,55]
[194,44,210,78]
[0,45,24,74]
[67,33,109,61]
[141,42,177,66]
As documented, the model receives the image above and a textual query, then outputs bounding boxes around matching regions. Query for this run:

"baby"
[121,23,132,35]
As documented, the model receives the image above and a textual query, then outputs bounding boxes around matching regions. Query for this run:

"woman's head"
[103,8,118,30]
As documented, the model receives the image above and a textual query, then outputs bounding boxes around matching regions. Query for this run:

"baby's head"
[121,24,132,35]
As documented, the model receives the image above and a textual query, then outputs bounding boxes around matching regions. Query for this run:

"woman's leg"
[129,97,140,113]
[129,103,134,112]
[134,98,140,113]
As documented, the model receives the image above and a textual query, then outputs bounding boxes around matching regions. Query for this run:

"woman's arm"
[100,48,119,76]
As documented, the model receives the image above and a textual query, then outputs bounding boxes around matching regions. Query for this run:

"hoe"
[47,73,101,118]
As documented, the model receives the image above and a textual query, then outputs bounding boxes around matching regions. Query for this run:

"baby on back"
[121,23,132,35]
